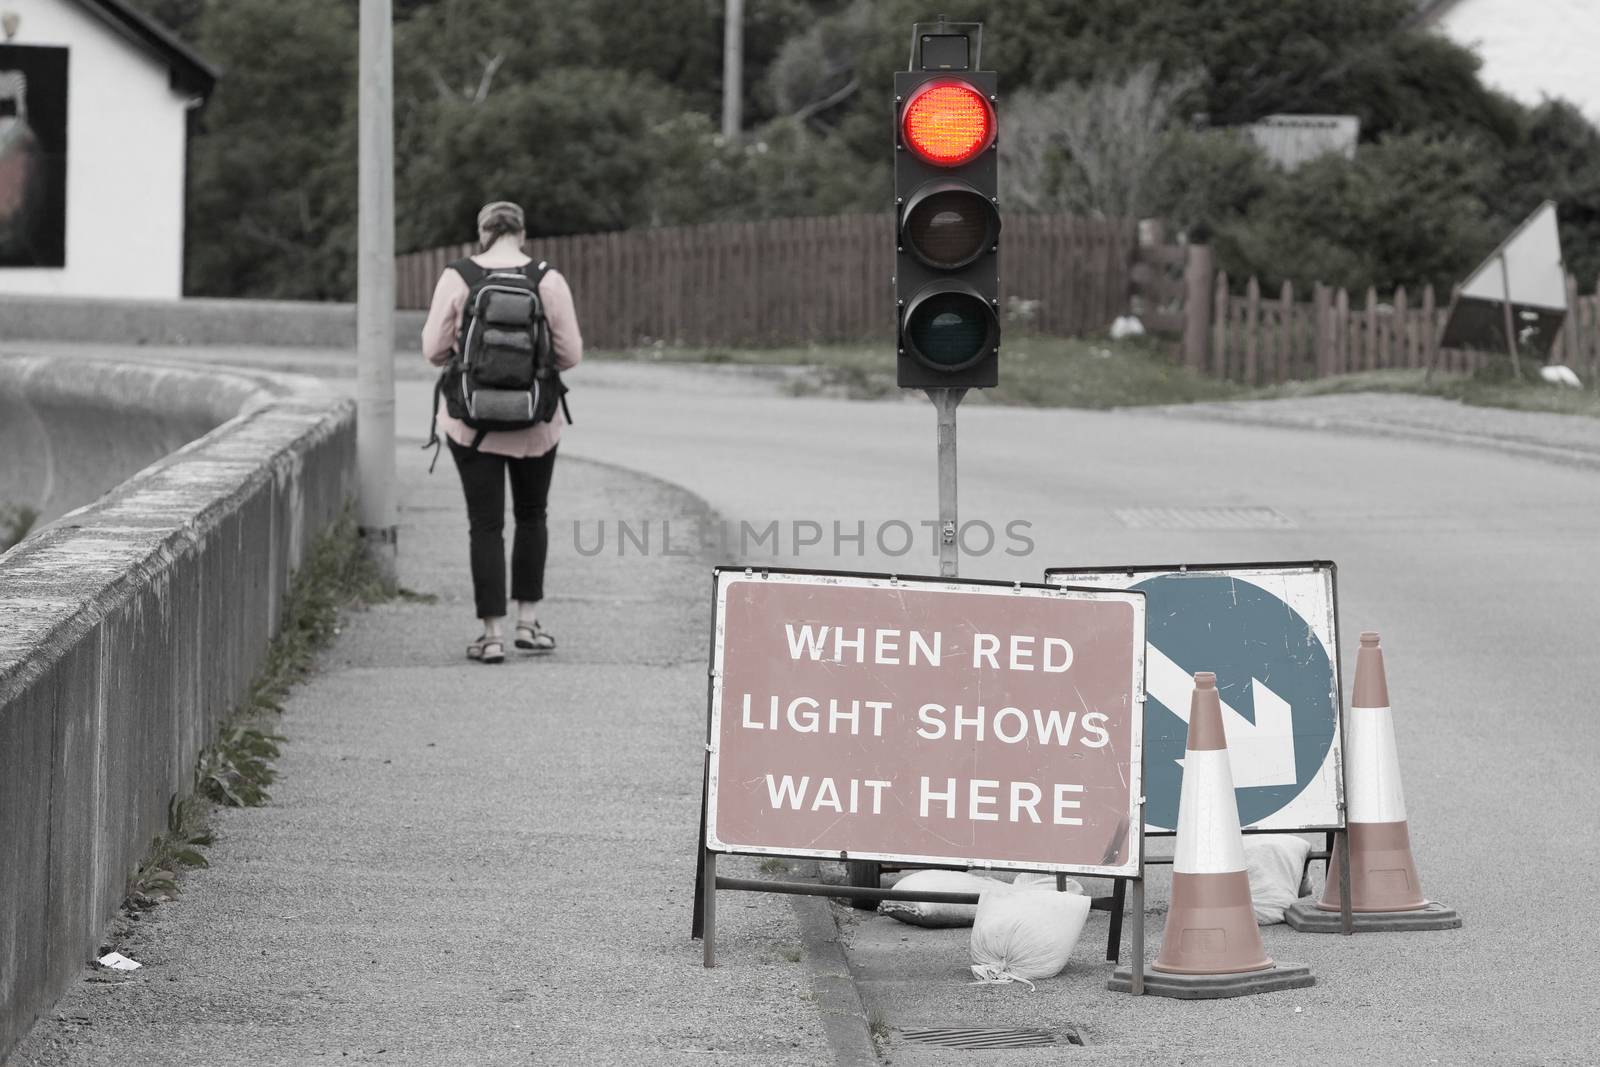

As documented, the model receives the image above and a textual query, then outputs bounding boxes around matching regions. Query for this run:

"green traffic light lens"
[903,186,997,270]
[904,288,996,371]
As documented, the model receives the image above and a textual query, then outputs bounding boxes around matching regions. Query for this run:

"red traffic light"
[900,80,995,167]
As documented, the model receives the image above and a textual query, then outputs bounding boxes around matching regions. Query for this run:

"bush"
[1212,133,1497,293]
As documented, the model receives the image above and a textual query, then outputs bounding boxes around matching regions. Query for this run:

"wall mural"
[0,45,68,268]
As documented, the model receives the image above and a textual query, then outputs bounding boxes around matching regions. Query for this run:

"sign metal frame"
[1044,559,1354,939]
[693,565,1151,980]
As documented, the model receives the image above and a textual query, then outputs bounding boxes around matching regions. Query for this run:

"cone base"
[1286,899,1461,933]
[1108,961,1314,999]
[1153,871,1272,975]
[1319,821,1428,912]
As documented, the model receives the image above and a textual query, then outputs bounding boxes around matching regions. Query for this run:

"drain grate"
[1113,505,1295,530]
[900,1027,1081,1050]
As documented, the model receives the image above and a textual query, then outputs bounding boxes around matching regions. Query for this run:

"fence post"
[1421,284,1438,381]
[1590,274,1600,390]
[1394,286,1410,368]
[1313,284,1330,377]
[1559,272,1580,368]
[1334,288,1350,376]
[1278,280,1293,382]
[1182,244,1214,370]
[1364,287,1378,371]
[1243,276,1260,385]
[1212,269,1230,379]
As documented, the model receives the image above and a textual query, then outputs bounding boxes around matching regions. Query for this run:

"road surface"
[10,348,1598,1065]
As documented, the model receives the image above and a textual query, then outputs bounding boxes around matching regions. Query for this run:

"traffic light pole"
[929,387,966,578]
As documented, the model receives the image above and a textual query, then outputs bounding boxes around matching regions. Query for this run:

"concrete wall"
[0,0,192,298]
[0,354,356,1059]
[0,293,428,349]
[0,358,245,527]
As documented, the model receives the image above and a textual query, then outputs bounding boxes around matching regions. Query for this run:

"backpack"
[424,258,571,471]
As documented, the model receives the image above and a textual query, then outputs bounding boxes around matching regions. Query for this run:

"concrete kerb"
[1141,396,1600,472]
[0,354,356,1062]
[787,861,881,1067]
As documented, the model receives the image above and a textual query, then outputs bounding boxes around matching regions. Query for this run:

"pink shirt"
[421,253,583,458]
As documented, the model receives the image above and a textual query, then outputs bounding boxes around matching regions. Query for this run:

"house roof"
[69,0,218,98]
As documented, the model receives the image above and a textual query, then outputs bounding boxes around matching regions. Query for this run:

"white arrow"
[1145,644,1297,788]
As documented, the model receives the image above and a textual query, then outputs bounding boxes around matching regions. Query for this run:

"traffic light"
[895,21,999,390]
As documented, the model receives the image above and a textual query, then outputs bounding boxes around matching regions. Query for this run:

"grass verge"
[124,506,392,912]
[595,336,1245,408]
[595,338,1600,417]
[1253,366,1600,418]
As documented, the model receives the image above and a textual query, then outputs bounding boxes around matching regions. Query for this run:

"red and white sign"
[705,569,1146,877]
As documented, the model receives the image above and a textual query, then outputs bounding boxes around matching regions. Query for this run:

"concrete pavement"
[11,348,1600,1064]
[9,438,838,1066]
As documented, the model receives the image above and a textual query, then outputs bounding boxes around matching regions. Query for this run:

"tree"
[1147,127,1277,242]
[184,0,357,299]
[1494,100,1600,284]
[1214,133,1497,293]
[1003,65,1201,218]
[400,68,716,248]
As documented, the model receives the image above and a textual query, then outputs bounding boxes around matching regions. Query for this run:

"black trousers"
[448,439,558,620]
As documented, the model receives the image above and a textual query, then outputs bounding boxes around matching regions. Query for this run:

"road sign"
[1045,562,1344,833]
[704,568,1146,877]
[1441,200,1568,360]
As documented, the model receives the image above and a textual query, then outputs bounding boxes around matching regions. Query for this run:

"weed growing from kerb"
[123,507,392,913]
[0,502,39,551]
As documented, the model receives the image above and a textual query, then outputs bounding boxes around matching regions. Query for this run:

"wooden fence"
[1184,262,1600,388]
[396,212,1136,349]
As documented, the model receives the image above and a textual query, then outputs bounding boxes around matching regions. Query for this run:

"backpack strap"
[449,257,487,287]
[524,260,551,289]
[423,372,445,473]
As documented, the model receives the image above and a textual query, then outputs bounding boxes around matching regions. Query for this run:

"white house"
[1418,0,1600,123]
[0,0,214,299]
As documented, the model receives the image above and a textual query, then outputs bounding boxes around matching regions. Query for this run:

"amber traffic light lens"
[900,80,995,167]
[902,183,998,270]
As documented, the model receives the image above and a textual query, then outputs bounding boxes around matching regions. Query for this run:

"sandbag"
[969,887,1091,986]
[877,870,1007,928]
[1244,834,1313,924]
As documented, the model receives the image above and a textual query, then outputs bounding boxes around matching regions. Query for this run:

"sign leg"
[701,851,718,968]
[692,754,710,939]
[692,849,705,940]
[1130,879,1145,996]
[1499,253,1523,378]
[1337,828,1354,935]
[1106,877,1127,962]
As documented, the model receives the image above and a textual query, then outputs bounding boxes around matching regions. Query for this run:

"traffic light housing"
[895,23,999,390]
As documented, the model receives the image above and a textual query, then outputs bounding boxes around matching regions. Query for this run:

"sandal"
[514,621,556,653]
[467,633,505,664]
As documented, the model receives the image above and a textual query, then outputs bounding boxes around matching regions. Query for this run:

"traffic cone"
[1110,672,1312,998]
[1287,632,1460,932]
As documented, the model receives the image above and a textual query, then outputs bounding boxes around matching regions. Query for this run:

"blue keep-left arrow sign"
[1046,564,1344,833]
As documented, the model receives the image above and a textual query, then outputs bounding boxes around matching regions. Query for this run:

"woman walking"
[422,201,582,663]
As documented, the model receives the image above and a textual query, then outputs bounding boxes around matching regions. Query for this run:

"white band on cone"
[1173,749,1248,874]
[1346,705,1407,823]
